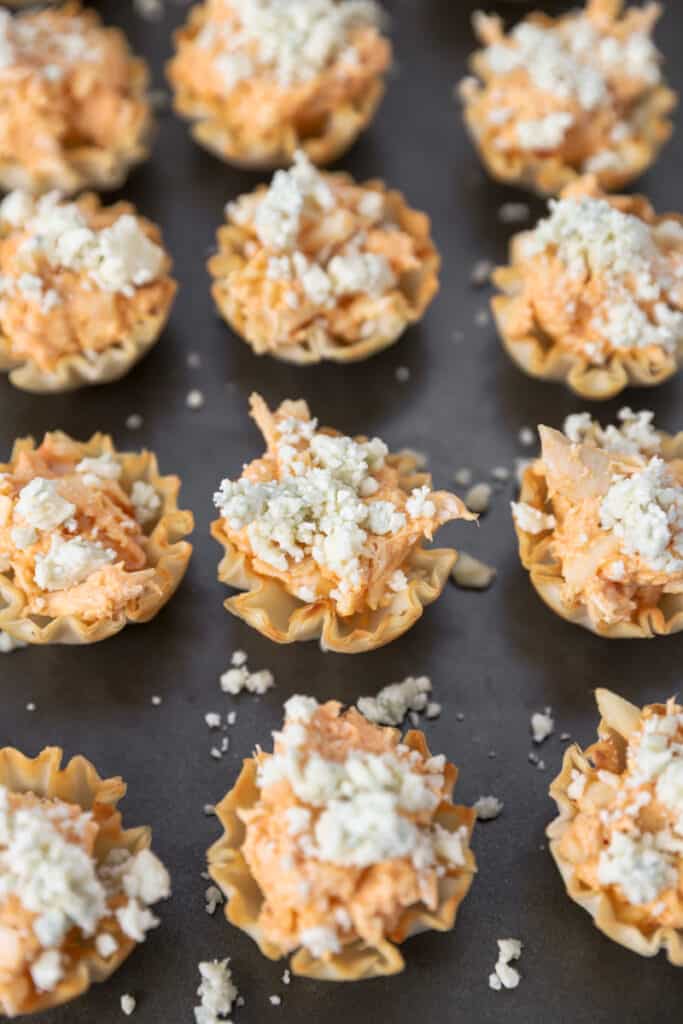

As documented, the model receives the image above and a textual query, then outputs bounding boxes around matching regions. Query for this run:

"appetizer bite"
[0,746,171,1016]
[0,190,176,392]
[0,3,153,194]
[211,394,473,652]
[459,0,675,196]
[549,688,683,963]
[167,0,391,169]
[0,431,193,645]
[512,409,683,638]
[492,175,683,399]
[208,696,476,979]
[208,150,439,364]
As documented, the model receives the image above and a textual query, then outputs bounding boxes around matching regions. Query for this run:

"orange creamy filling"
[559,701,683,930]
[464,1,664,170]
[526,422,683,626]
[500,178,683,364]
[0,195,171,373]
[0,434,154,621]
[169,0,390,149]
[241,701,455,953]
[224,171,428,349]
[0,5,148,181]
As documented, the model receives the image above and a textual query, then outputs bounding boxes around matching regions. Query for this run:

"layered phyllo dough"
[211,394,472,652]
[0,746,171,1017]
[167,0,391,169]
[513,409,683,638]
[0,190,176,392]
[208,151,439,364]
[208,696,476,979]
[460,0,674,196]
[549,688,683,962]
[0,432,193,645]
[492,175,683,399]
[0,3,153,195]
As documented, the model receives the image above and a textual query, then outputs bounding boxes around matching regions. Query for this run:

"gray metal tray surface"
[2,1,683,1021]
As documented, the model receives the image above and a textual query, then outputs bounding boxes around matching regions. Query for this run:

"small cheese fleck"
[357,675,432,726]
[511,501,556,535]
[194,959,238,1024]
[474,795,504,821]
[33,536,115,591]
[531,709,554,744]
[186,389,205,410]
[489,937,523,991]
[120,993,136,1016]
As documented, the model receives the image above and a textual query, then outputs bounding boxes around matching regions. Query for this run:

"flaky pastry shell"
[168,3,386,171]
[0,35,153,196]
[209,181,439,364]
[548,688,683,963]
[513,428,683,638]
[212,450,458,653]
[208,730,476,980]
[0,746,153,1017]
[0,432,193,645]
[492,214,683,400]
[461,5,676,197]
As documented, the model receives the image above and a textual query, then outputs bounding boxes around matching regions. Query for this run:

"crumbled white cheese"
[564,407,660,457]
[95,932,118,958]
[246,151,396,305]
[258,699,455,876]
[207,0,381,88]
[511,501,556,534]
[194,958,238,1024]
[474,795,503,821]
[387,568,408,592]
[15,477,75,532]
[30,950,63,992]
[254,150,334,250]
[527,196,683,355]
[598,830,677,905]
[220,652,275,696]
[204,884,224,915]
[517,111,574,150]
[4,193,165,296]
[488,937,523,991]
[531,709,554,744]
[213,415,420,605]
[120,993,136,1016]
[600,457,683,572]
[299,925,341,958]
[186,389,205,410]
[357,675,432,726]
[567,769,586,801]
[0,786,106,950]
[482,12,660,113]
[130,481,161,525]
[76,453,122,487]
[34,535,115,591]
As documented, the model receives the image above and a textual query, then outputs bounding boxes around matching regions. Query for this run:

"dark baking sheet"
[3,1,683,1021]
